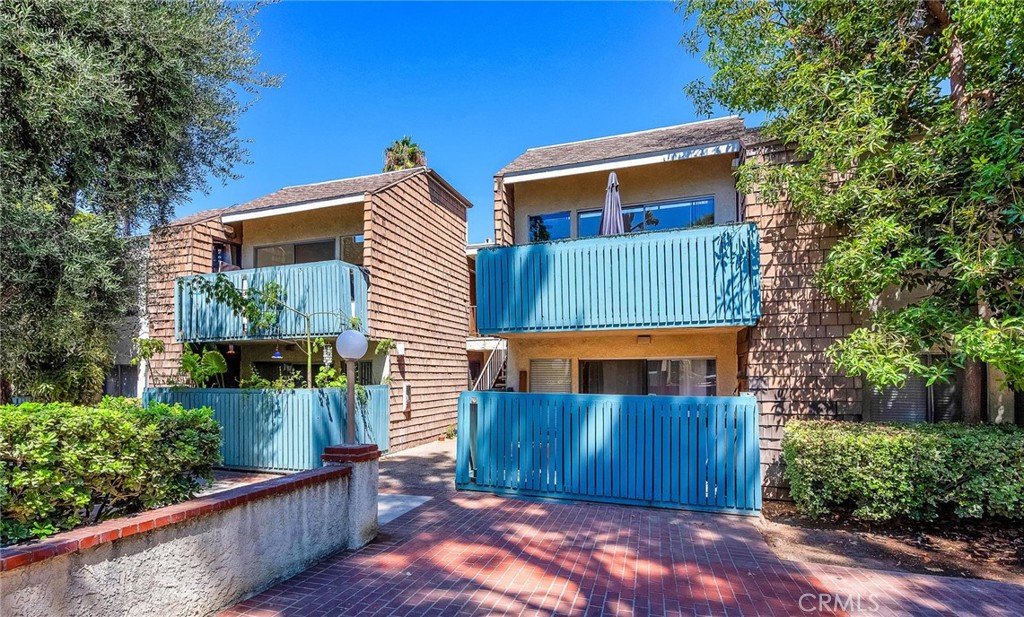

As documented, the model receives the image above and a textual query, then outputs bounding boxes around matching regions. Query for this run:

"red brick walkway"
[221,442,1024,617]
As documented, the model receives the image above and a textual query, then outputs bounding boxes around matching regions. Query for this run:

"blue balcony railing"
[175,260,368,343]
[475,223,761,335]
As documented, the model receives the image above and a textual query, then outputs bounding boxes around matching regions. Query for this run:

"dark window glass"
[104,364,138,398]
[577,210,602,238]
[528,211,571,243]
[254,244,293,268]
[294,240,335,264]
[576,197,715,238]
[580,358,717,396]
[255,240,336,268]
[580,360,646,395]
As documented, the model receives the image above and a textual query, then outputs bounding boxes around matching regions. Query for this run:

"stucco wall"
[1,462,378,617]
[506,154,739,245]
[505,328,742,396]
[238,202,365,269]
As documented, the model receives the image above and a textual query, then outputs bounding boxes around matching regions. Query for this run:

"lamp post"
[336,330,368,444]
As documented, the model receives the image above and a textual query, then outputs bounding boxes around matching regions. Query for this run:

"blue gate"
[455,391,761,515]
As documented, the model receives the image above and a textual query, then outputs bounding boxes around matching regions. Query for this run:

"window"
[577,197,715,238]
[104,364,138,398]
[529,359,572,393]
[870,356,964,423]
[213,243,241,272]
[254,239,336,268]
[527,211,571,243]
[579,358,716,396]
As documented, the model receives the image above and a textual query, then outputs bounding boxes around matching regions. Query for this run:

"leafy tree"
[383,136,427,172]
[0,0,275,401]
[0,203,137,403]
[1,0,277,230]
[681,0,1024,418]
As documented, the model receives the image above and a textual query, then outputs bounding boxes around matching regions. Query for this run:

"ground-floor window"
[870,355,964,423]
[579,358,716,396]
[104,364,138,398]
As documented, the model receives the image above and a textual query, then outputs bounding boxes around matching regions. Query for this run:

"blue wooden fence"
[143,386,389,472]
[475,223,761,335]
[175,260,369,343]
[456,391,761,515]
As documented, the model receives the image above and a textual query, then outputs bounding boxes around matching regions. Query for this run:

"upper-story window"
[527,211,571,243]
[255,239,336,268]
[577,196,715,238]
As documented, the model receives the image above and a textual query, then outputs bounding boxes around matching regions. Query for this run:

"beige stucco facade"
[238,202,365,269]
[510,154,739,244]
[505,328,742,397]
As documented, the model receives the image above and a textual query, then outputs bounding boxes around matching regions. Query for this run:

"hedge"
[0,397,221,545]
[782,420,1024,522]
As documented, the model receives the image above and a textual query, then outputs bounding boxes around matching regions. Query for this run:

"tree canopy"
[383,136,427,172]
[1,0,277,230]
[682,0,1024,392]
[0,0,274,402]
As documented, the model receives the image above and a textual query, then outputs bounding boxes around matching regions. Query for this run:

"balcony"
[175,260,368,343]
[474,223,761,335]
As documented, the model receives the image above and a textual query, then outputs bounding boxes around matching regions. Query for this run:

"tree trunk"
[962,360,984,423]
[927,0,984,418]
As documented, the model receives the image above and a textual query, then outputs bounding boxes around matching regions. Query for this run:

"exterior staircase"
[471,340,508,391]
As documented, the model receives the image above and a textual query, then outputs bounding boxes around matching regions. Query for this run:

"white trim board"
[222,194,365,223]
[502,140,741,185]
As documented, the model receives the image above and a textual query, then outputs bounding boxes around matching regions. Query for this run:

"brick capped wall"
[742,140,865,498]
[365,172,470,451]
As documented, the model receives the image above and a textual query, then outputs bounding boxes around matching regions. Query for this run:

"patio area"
[220,441,1024,617]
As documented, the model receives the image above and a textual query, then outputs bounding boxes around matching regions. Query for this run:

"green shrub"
[782,420,1024,522]
[0,397,221,545]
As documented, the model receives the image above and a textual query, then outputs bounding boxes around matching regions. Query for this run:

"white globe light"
[336,329,368,361]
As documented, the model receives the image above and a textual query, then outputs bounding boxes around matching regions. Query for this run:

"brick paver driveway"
[222,442,1023,617]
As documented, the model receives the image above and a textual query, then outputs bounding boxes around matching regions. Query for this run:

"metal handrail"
[471,339,507,391]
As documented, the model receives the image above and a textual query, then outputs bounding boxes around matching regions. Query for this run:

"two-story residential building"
[476,116,1019,497]
[145,167,472,452]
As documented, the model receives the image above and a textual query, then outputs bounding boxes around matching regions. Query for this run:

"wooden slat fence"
[456,391,761,515]
[143,386,389,472]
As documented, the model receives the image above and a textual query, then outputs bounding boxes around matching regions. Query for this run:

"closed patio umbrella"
[599,171,625,236]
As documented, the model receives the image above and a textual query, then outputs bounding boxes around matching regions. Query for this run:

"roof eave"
[499,139,741,184]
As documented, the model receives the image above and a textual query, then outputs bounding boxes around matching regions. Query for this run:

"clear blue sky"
[181,1,730,243]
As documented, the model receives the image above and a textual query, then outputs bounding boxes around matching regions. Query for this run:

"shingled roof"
[168,167,454,226]
[498,116,751,176]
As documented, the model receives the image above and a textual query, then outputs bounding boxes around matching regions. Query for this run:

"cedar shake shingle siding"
[146,168,472,450]
[365,173,470,451]
[146,216,236,386]
[741,139,864,498]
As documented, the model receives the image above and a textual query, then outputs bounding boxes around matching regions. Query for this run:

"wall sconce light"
[637,335,652,345]
[395,342,406,356]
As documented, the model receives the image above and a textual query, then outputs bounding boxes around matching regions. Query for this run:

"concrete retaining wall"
[1,447,380,617]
